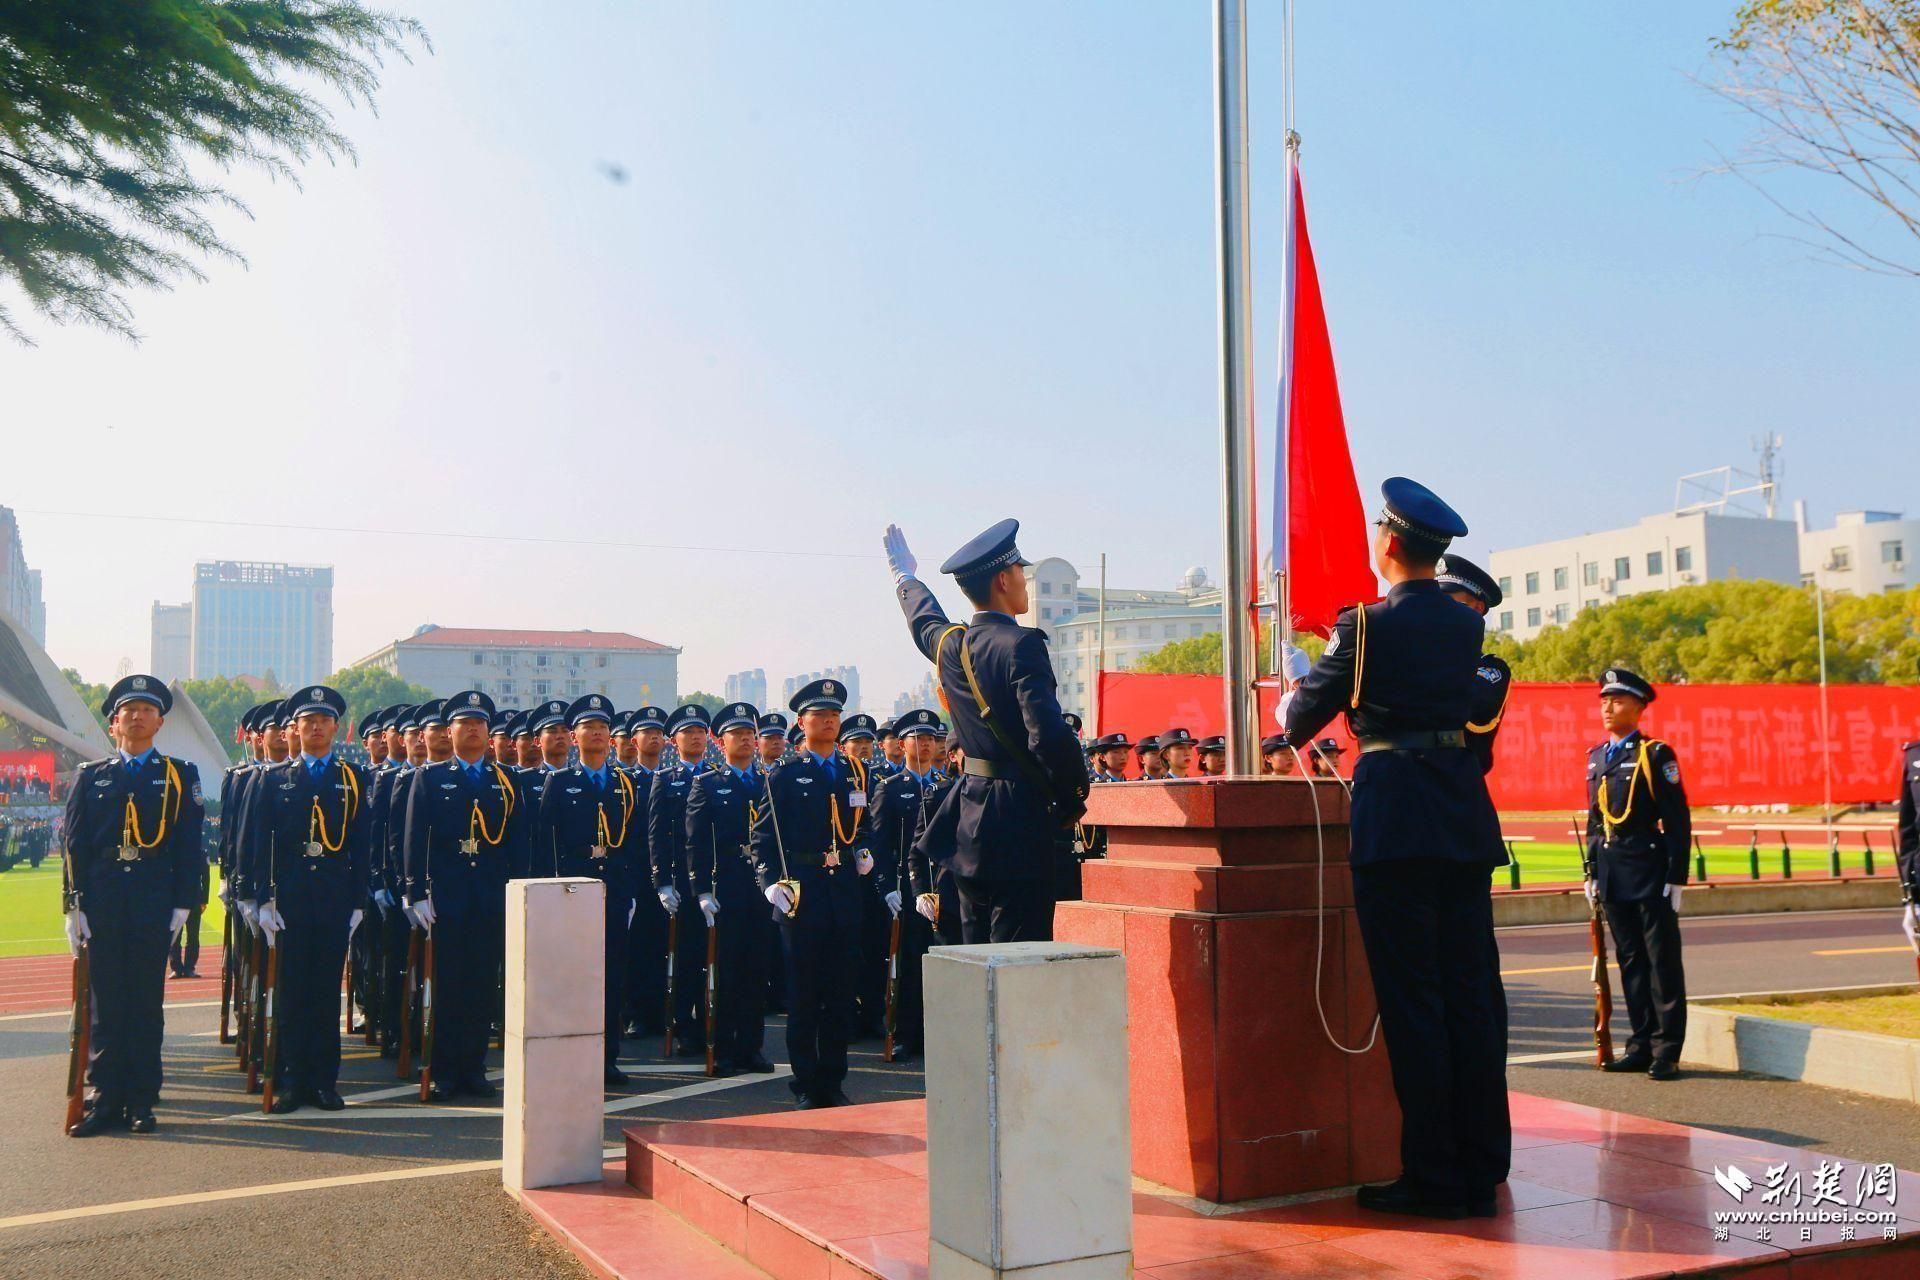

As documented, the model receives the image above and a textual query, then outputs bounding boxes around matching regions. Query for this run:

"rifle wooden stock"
[343,952,360,1037]
[664,912,679,1058]
[244,932,266,1091]
[64,946,90,1134]
[218,910,234,1045]
[260,943,283,1113]
[417,933,437,1102]
[704,924,718,1078]
[882,914,902,1063]
[397,927,421,1080]
[1573,812,1614,1067]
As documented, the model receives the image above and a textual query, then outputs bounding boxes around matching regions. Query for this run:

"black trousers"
[625,893,668,1035]
[893,909,936,1054]
[781,885,860,1101]
[1350,859,1511,1200]
[169,900,204,974]
[429,897,504,1087]
[709,907,769,1067]
[347,905,381,1029]
[668,897,708,1046]
[605,890,633,1065]
[274,901,351,1094]
[378,901,411,1048]
[855,888,890,1034]
[86,887,172,1109]
[950,872,1053,945]
[1605,895,1686,1064]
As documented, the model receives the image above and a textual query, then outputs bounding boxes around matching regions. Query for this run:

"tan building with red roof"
[350,624,680,711]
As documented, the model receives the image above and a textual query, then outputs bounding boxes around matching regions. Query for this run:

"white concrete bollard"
[503,877,606,1191]
[925,942,1131,1280]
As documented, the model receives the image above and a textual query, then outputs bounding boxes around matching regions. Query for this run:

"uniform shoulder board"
[85,756,114,770]
[1475,664,1505,684]
[1904,740,1920,752]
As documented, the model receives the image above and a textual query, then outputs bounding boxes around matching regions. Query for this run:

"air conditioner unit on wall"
[1677,571,1696,584]
[1599,577,1615,594]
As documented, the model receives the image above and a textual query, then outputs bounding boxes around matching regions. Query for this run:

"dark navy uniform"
[64,676,205,1133]
[1899,740,1920,910]
[686,712,773,1073]
[533,694,642,1080]
[889,519,1089,943]
[240,685,370,1109]
[1585,669,1692,1070]
[1283,479,1508,1215]
[750,679,873,1107]
[367,705,417,1056]
[864,708,949,1058]
[1436,555,1512,776]
[402,692,522,1098]
[907,765,961,946]
[651,703,716,1054]
[621,705,672,1039]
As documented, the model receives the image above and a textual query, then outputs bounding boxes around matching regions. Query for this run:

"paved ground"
[0,907,1911,1278]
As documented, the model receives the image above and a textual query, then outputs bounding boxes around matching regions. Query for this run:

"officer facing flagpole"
[882,519,1089,944]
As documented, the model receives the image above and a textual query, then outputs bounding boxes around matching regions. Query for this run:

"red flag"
[1274,156,1377,635]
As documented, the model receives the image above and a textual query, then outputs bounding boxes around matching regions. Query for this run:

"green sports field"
[0,862,229,959]
[1494,840,1884,888]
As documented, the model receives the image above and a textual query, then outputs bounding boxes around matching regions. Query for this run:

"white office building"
[1486,511,1800,641]
[1799,509,1916,596]
[352,625,679,708]
[1019,557,1223,722]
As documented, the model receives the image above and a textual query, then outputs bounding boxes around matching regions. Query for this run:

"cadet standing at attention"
[622,705,671,1041]
[1899,736,1920,953]
[685,702,776,1075]
[867,707,946,1061]
[1282,478,1509,1220]
[651,704,716,1059]
[64,676,205,1136]
[882,520,1089,943]
[1584,669,1692,1080]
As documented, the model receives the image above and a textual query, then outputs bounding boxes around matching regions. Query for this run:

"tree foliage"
[61,666,110,733]
[320,665,440,725]
[178,673,274,757]
[677,690,727,715]
[1134,623,1315,676]
[0,1,426,341]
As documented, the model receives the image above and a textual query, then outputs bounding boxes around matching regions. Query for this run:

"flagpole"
[1213,0,1260,775]
[1094,552,1107,734]
[1272,0,1298,686]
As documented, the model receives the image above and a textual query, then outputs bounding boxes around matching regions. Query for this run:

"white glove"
[64,909,90,956]
[1281,643,1311,685]
[883,524,918,584]
[239,899,259,929]
[1901,903,1918,953]
[411,897,436,930]
[856,849,874,876]
[169,907,189,938]
[259,903,284,947]
[765,883,795,915]
[699,893,719,926]
[1276,689,1296,728]
[658,886,682,916]
[915,893,939,923]
[1582,881,1597,909]
[374,888,394,911]
[1665,883,1684,912]
[348,908,364,934]
[884,889,902,917]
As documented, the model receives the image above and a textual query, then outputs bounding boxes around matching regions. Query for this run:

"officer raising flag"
[883,519,1090,943]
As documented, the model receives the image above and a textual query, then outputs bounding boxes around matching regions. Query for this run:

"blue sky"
[4,2,1914,708]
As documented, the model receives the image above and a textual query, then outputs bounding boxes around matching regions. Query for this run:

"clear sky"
[4,2,1915,710]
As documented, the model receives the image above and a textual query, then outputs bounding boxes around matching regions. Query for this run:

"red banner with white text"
[1096,673,1920,809]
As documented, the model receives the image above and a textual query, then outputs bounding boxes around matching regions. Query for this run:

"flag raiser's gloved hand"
[1903,902,1919,953]
[699,894,719,926]
[65,909,90,956]
[883,525,917,585]
[169,908,189,937]
[1280,643,1312,685]
[765,883,794,916]
[658,886,681,916]
[915,894,939,923]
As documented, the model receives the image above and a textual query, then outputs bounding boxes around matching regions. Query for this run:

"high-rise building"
[351,625,679,708]
[1022,557,1225,722]
[724,668,768,708]
[191,561,334,689]
[0,507,47,645]
[890,671,937,721]
[150,602,193,684]
[782,665,860,713]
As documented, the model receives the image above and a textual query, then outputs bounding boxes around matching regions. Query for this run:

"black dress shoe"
[891,1047,921,1065]
[824,1089,853,1108]
[673,1041,707,1060]
[179,970,199,980]
[793,1095,826,1110]
[379,1042,398,1060]
[269,1093,302,1115]
[312,1089,346,1111]
[464,1076,498,1099]
[709,1063,738,1078]
[425,1081,456,1102]
[67,1105,125,1138]
[1467,1190,1499,1218]
[1602,1054,1653,1074]
[1355,1179,1468,1220]
[127,1107,158,1133]
[604,1065,630,1087]
[1648,1060,1680,1081]
[743,1054,776,1073]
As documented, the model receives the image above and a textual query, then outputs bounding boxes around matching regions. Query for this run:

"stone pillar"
[1054,778,1400,1204]
[503,877,606,1192]
[925,942,1131,1280]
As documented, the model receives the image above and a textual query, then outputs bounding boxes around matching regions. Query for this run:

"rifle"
[244,930,266,1091]
[882,913,903,1063]
[343,952,361,1038]
[664,910,679,1059]
[703,923,718,1077]
[218,908,235,1045]
[260,942,283,1113]
[397,926,421,1080]
[417,930,436,1102]
[64,944,91,1134]
[1574,813,1614,1067]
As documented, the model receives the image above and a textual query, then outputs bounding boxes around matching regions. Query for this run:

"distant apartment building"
[0,506,47,645]
[1486,512,1799,642]
[352,625,679,708]
[724,668,768,708]
[782,666,860,713]
[1799,509,1917,596]
[1022,557,1224,723]
[149,602,193,684]
[191,561,334,688]
[891,671,938,721]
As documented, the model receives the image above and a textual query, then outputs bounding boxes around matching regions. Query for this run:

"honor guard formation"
[53,503,1739,1229]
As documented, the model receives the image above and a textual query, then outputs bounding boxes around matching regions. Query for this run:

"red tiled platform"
[516,1095,1920,1280]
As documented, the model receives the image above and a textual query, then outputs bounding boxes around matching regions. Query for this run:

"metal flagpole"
[1272,0,1299,684]
[1094,553,1107,733]
[1816,586,1833,841]
[1213,0,1260,775]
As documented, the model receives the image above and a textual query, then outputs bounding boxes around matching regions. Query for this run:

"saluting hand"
[883,525,918,584]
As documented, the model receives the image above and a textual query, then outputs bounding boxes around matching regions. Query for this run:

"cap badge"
[824,682,836,695]
[468,693,480,705]
[132,676,148,690]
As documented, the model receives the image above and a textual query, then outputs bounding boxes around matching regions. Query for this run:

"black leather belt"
[962,757,1005,779]
[1357,730,1466,754]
